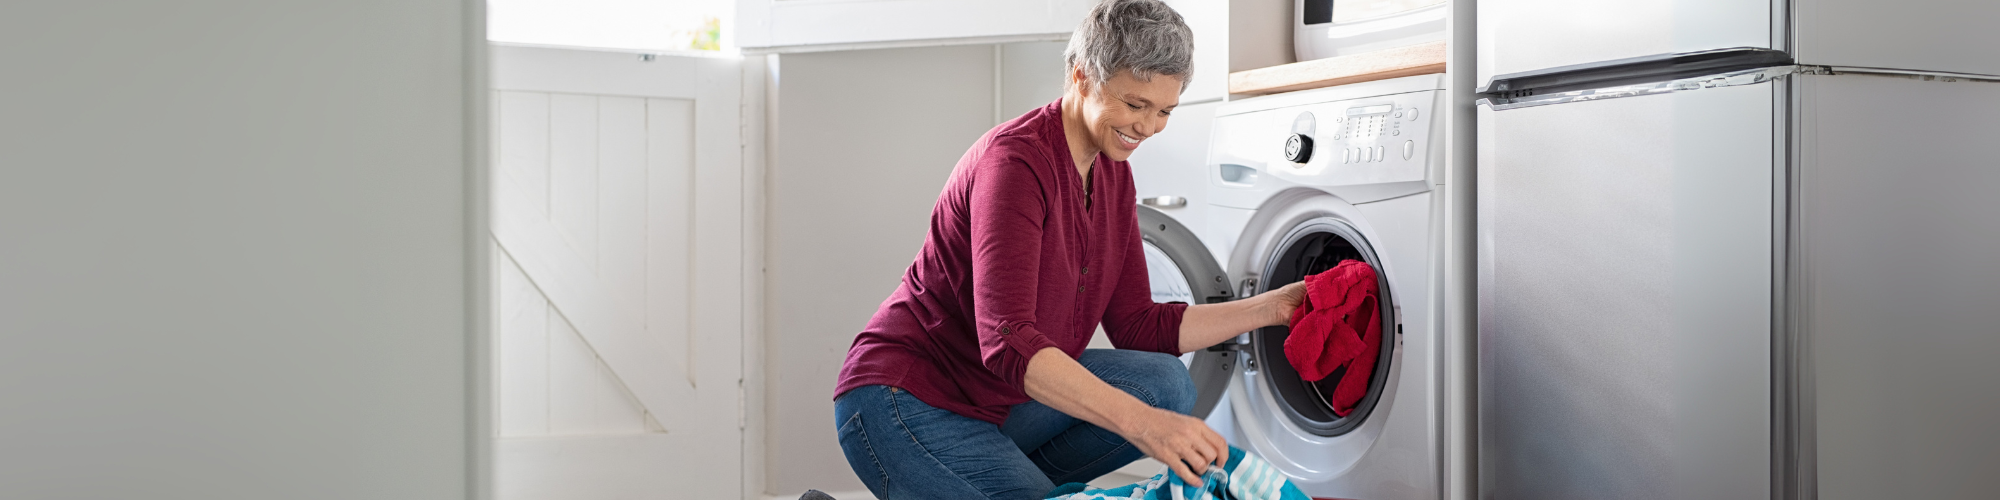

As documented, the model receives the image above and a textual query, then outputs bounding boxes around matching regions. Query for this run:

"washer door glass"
[1134,205,1238,418]
[1142,241,1196,304]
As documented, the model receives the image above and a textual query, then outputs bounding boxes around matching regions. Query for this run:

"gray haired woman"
[830,1,1306,498]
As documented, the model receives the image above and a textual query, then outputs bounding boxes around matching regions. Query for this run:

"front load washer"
[1136,74,1447,499]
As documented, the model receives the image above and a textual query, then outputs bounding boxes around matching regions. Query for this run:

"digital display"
[1347,105,1393,115]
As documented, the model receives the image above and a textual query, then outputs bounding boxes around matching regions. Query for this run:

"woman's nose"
[1138,115,1167,138]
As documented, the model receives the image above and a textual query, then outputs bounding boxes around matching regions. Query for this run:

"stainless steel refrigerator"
[1473,1,2000,498]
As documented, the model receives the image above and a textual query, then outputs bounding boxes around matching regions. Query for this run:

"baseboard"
[764,490,876,500]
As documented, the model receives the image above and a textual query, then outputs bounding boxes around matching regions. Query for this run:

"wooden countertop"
[1228,41,1447,96]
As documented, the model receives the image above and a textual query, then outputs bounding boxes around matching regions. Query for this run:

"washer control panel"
[1209,86,1440,204]
[1326,103,1421,165]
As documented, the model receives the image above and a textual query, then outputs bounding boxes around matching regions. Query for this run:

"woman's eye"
[1126,102,1142,110]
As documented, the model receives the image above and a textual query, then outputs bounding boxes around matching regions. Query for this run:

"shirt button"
[1078,286,1085,293]
[1000,326,1010,335]
[1082,267,1089,274]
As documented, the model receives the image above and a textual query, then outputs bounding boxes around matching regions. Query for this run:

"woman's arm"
[1177,281,1305,353]
[1022,347,1226,487]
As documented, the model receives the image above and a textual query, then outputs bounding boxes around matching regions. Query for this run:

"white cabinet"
[737,0,1097,49]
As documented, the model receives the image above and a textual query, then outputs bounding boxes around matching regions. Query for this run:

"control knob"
[1284,134,1314,164]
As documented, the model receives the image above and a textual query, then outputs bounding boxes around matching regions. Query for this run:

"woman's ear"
[1067,65,1092,98]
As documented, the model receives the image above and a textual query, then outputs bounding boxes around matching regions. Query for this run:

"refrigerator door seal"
[1821,67,2000,83]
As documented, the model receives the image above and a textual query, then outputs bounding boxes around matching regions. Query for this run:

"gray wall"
[0,1,480,499]
[766,43,1067,495]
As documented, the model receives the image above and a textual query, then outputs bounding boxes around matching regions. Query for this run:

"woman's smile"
[1115,129,1144,150]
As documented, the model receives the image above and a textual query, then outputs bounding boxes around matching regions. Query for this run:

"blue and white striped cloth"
[1045,446,1309,500]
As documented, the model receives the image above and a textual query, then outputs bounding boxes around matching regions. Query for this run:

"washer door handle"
[1140,195,1187,208]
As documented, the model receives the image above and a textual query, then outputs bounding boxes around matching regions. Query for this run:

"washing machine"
[1135,74,1446,499]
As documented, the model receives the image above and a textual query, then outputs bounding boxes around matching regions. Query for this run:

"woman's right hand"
[1122,407,1229,487]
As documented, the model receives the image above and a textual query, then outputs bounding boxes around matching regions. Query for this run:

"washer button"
[1407,108,1420,121]
[1403,140,1416,159]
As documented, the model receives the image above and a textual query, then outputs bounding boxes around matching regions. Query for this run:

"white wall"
[0,1,481,499]
[766,44,1004,495]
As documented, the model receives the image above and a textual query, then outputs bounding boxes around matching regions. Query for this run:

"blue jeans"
[834,349,1196,500]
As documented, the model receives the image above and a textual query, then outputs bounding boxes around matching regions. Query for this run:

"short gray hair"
[1063,0,1195,91]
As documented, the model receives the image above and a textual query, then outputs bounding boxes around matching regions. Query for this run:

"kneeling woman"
[832,1,1304,498]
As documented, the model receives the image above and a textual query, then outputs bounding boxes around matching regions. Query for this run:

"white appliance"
[1476,0,2000,498]
[1294,0,1446,62]
[1138,74,1449,499]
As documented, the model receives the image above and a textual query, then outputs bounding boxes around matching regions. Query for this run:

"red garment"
[832,99,1188,425]
[1284,259,1381,417]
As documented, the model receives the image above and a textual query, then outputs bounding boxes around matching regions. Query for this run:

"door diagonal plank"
[494,173,691,416]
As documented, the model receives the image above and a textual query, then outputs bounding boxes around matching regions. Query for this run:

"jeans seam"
[1039,380,1151,482]
[886,387,990,497]
[1049,438,1135,484]
[842,410,891,491]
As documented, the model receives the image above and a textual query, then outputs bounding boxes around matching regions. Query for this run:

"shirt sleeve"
[969,150,1062,390]
[1102,206,1190,355]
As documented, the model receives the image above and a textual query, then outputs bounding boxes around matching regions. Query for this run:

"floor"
[767,457,1167,500]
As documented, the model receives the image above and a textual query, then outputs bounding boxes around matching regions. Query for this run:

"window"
[488,0,732,52]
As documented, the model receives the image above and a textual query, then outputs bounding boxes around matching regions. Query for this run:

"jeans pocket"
[837,412,890,493]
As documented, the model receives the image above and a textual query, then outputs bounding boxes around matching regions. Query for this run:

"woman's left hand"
[1263,281,1307,327]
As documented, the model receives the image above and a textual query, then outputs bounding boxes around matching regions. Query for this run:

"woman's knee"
[1084,350,1196,415]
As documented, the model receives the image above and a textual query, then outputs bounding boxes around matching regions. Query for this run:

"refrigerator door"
[1477,80,1776,499]
[1476,0,1775,86]
[1795,0,2000,76]
[1795,74,2000,499]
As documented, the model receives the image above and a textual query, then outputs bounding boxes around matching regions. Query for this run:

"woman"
[832,1,1305,498]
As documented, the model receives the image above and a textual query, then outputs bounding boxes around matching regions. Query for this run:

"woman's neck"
[1058,93,1098,180]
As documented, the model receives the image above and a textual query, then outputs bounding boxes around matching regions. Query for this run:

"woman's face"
[1072,68,1183,162]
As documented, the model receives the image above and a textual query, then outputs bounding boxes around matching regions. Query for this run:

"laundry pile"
[1283,259,1382,416]
[1044,446,1308,500]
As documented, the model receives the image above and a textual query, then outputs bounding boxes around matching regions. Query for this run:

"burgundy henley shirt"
[832,99,1189,425]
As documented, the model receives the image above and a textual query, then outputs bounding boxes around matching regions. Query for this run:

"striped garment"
[1046,447,1309,500]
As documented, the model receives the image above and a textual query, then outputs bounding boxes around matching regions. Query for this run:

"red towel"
[1283,259,1381,417]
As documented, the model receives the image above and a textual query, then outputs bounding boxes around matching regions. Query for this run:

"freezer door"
[1477,82,1776,499]
[1476,0,1775,86]
[1794,0,2000,76]
[1796,74,2000,499]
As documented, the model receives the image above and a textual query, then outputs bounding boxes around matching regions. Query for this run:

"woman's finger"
[1188,441,1215,474]
[1167,456,1202,487]
[1205,428,1230,468]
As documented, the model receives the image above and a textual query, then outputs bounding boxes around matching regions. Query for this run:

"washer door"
[1135,205,1238,418]
[1249,216,1395,437]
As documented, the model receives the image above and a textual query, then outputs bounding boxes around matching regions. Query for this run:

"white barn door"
[489,45,745,499]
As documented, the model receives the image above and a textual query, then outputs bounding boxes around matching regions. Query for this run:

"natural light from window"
[488,0,733,52]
